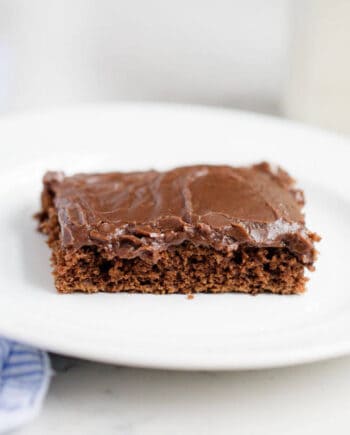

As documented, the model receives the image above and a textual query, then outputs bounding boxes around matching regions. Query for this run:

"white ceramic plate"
[0,103,349,370]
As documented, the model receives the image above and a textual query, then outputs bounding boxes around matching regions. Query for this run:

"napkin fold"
[0,337,51,434]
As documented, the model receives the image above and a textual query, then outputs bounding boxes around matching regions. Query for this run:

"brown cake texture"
[37,163,319,295]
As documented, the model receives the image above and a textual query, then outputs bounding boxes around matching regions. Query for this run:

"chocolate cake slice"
[37,163,319,294]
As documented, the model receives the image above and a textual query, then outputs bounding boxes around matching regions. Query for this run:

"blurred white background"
[0,0,288,114]
[1,0,349,133]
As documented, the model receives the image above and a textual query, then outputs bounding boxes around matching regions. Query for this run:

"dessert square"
[37,163,319,294]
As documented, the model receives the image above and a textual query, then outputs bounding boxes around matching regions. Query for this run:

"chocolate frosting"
[42,163,319,266]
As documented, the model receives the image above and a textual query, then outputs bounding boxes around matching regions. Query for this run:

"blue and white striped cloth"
[0,337,51,433]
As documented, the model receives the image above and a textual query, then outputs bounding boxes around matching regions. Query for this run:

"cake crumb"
[187,294,194,300]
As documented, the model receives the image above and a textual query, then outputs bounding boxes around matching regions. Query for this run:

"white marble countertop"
[16,354,350,434]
